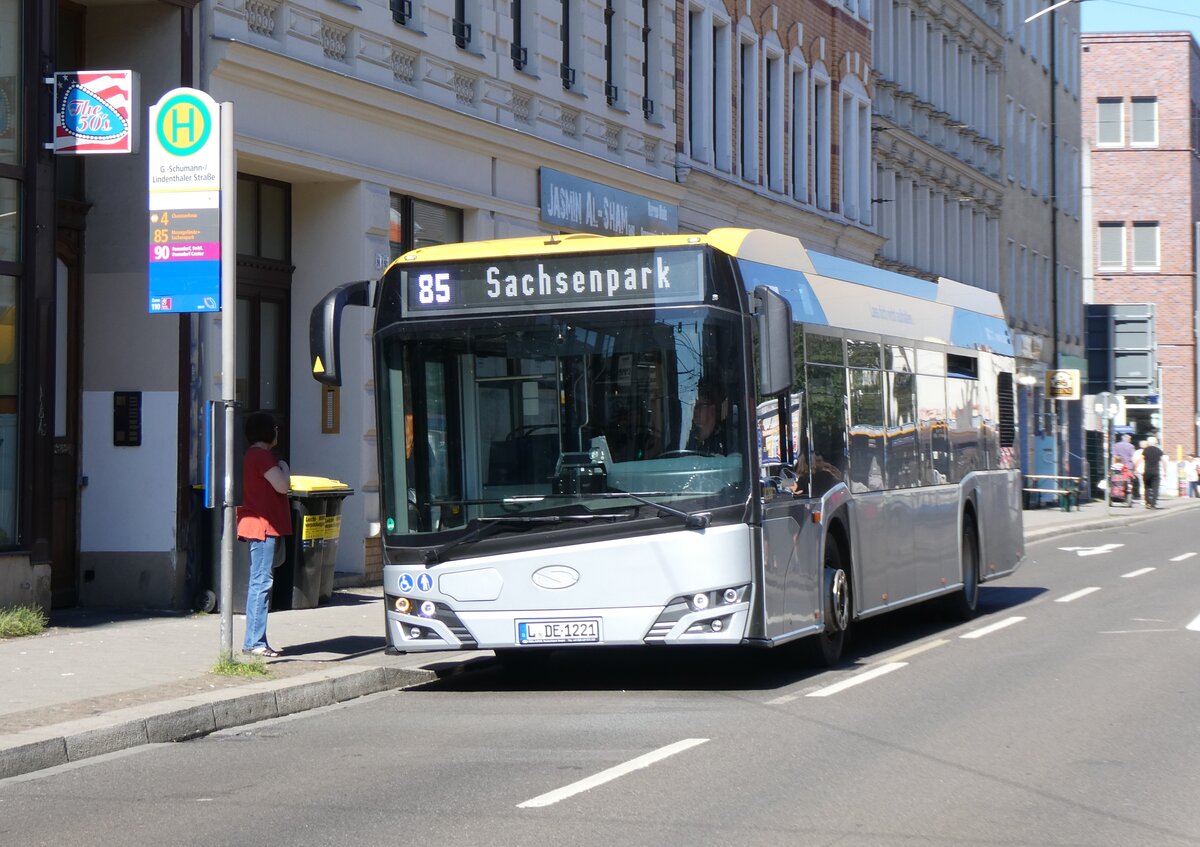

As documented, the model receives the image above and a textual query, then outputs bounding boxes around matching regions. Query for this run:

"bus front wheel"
[804,537,850,667]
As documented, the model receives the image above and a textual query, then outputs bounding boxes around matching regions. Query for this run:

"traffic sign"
[147,88,222,313]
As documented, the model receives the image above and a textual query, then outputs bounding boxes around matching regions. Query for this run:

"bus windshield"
[377,306,749,539]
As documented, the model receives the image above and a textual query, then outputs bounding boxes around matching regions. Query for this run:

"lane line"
[1056,587,1102,603]
[764,692,800,705]
[1170,552,1196,562]
[884,638,950,663]
[960,616,1026,639]
[1122,567,1156,579]
[1188,613,1200,632]
[806,662,907,698]
[517,738,709,808]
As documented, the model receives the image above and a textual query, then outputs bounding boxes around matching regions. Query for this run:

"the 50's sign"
[53,71,139,154]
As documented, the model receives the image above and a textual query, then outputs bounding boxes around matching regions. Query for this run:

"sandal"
[243,646,283,658]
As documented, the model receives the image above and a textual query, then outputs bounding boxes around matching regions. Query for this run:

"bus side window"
[807,363,848,496]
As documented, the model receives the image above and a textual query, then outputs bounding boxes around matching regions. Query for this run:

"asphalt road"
[3,511,1199,846]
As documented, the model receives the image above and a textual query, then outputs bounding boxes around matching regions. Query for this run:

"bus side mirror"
[753,285,793,398]
[309,280,371,386]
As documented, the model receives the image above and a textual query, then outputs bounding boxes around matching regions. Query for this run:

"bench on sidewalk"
[1022,474,1082,512]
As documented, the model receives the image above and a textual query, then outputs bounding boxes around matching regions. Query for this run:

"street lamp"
[1024,0,1076,25]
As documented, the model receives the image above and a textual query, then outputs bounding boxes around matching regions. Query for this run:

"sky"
[1079,0,1200,40]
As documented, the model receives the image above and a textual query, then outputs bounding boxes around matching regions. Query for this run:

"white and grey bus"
[310,228,1024,665]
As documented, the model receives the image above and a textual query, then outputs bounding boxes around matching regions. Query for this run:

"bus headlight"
[691,593,710,611]
[394,596,411,614]
[419,600,437,618]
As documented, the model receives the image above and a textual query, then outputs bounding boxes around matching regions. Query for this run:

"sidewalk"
[4,496,1199,780]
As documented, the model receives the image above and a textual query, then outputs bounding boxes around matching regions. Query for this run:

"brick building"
[1082,32,1200,455]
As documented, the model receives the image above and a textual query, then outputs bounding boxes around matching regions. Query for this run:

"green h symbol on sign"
[156,94,212,156]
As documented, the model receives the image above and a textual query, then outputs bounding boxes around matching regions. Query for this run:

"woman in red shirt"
[237,412,292,657]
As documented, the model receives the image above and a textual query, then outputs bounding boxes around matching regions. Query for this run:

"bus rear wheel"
[942,516,980,621]
[803,537,850,667]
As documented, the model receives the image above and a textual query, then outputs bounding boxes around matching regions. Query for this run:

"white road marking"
[766,641,948,705]
[1057,543,1124,557]
[1100,629,1175,634]
[517,738,709,808]
[806,662,907,698]
[1122,567,1156,579]
[1170,552,1196,562]
[1056,587,1102,603]
[1187,613,1200,632]
[884,638,950,663]
[960,616,1026,639]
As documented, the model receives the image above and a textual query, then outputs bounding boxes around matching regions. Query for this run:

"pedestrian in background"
[1132,440,1146,503]
[1112,433,1135,466]
[236,411,292,658]
[1141,436,1165,510]
[1185,454,1200,498]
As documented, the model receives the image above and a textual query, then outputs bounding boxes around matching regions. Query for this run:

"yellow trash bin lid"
[288,475,353,494]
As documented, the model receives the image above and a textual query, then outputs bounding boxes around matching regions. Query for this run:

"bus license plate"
[517,619,600,645]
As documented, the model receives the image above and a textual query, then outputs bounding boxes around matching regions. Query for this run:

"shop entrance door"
[50,246,82,607]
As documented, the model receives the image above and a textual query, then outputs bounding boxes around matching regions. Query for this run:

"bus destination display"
[401,249,705,317]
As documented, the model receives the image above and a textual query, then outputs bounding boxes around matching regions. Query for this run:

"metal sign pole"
[219,101,237,660]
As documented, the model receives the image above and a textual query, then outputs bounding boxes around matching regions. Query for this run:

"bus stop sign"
[147,88,222,313]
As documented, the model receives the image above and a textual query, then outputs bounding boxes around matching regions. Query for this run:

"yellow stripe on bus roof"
[390,228,814,273]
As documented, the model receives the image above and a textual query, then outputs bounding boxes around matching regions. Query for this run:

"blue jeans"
[243,536,278,651]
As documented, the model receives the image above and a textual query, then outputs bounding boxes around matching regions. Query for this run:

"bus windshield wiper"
[587,491,711,529]
[423,512,623,566]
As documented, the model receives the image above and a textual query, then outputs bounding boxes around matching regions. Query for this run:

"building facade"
[1082,31,1200,456]
[7,0,684,611]
[1000,0,1084,479]
[872,0,1083,480]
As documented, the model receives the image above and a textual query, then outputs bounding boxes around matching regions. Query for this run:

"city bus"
[310,228,1024,666]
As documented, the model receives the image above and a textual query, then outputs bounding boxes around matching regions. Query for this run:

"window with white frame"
[1132,222,1160,270]
[686,5,710,162]
[453,0,479,49]
[1019,244,1029,322]
[713,17,733,171]
[509,0,536,70]
[1040,122,1050,197]
[790,58,809,202]
[931,190,945,275]
[1130,97,1157,146]
[1027,111,1037,192]
[739,30,760,183]
[1005,97,1014,181]
[764,44,785,193]
[839,77,871,223]
[1096,98,1123,146]
[813,66,832,210]
[604,0,621,105]
[560,0,582,89]
[686,3,732,168]
[640,0,658,119]
[1015,105,1026,187]
[874,0,892,77]
[390,0,416,28]
[1006,239,1016,312]
[1097,222,1125,270]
